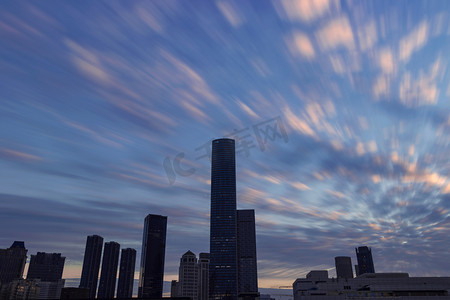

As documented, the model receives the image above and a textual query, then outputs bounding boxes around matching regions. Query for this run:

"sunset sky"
[1,0,450,289]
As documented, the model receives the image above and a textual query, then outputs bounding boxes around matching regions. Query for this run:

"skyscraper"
[334,256,353,279]
[0,241,27,284]
[210,138,238,300]
[79,235,104,299]
[237,209,258,296]
[117,248,136,299]
[178,250,198,300]
[97,241,120,299]
[27,252,65,282]
[355,246,375,275]
[198,253,210,300]
[138,214,167,298]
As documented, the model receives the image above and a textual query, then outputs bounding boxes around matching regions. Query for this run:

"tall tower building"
[0,241,27,284]
[210,138,238,300]
[138,214,167,298]
[79,235,104,299]
[355,246,375,275]
[27,252,65,282]
[237,209,258,296]
[97,241,120,299]
[178,251,199,300]
[117,248,136,299]
[198,253,210,300]
[334,256,353,279]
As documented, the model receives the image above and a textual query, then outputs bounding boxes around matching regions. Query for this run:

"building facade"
[198,253,210,300]
[27,252,65,282]
[179,251,199,300]
[293,271,450,299]
[210,138,238,300]
[79,235,104,299]
[334,256,353,279]
[0,241,28,284]
[117,248,136,298]
[237,210,258,296]
[138,214,167,298]
[97,241,120,299]
[355,246,375,275]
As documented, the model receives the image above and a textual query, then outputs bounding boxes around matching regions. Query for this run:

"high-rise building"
[237,210,258,296]
[79,235,104,299]
[117,248,136,299]
[97,241,120,299]
[210,138,238,300]
[170,280,180,298]
[27,252,65,282]
[179,251,199,300]
[0,241,27,284]
[27,252,66,299]
[198,253,210,300]
[334,256,353,279]
[355,246,375,275]
[138,214,167,298]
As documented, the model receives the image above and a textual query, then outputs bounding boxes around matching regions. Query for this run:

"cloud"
[0,148,42,162]
[216,1,244,27]
[358,20,377,51]
[316,16,355,51]
[378,48,395,74]
[288,32,315,59]
[276,0,336,23]
[399,58,442,107]
[372,75,391,99]
[399,21,429,62]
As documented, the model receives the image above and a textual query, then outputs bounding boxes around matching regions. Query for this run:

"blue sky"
[1,0,450,288]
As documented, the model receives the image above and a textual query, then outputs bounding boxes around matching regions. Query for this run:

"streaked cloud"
[276,0,337,23]
[399,20,429,62]
[316,16,355,51]
[216,1,244,28]
[288,32,315,59]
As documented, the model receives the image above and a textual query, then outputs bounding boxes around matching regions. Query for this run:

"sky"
[1,0,450,290]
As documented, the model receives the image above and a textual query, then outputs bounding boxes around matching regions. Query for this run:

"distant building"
[97,241,120,299]
[210,138,238,300]
[237,209,258,297]
[334,256,353,279]
[0,279,40,299]
[179,251,199,300]
[171,280,180,298]
[27,252,65,282]
[117,248,136,299]
[293,271,450,299]
[79,235,104,299]
[198,253,210,300]
[0,241,28,284]
[138,214,167,298]
[27,252,66,299]
[355,246,375,275]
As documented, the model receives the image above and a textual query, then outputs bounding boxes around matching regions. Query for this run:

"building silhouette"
[178,251,198,300]
[97,241,120,299]
[334,256,353,279]
[198,253,209,300]
[138,214,167,298]
[210,138,238,300]
[237,209,258,296]
[79,235,104,299]
[355,246,375,275]
[117,248,136,298]
[0,241,27,284]
[27,252,66,299]
[27,252,65,282]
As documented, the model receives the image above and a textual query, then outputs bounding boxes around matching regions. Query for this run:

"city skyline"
[1,0,450,289]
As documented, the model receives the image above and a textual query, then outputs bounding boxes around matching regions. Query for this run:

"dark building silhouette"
[79,235,104,299]
[198,253,209,300]
[97,241,120,299]
[27,252,65,282]
[355,246,375,275]
[237,210,258,296]
[117,248,136,298]
[60,287,90,299]
[138,214,167,298]
[210,138,238,300]
[334,256,353,279]
[0,241,27,284]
